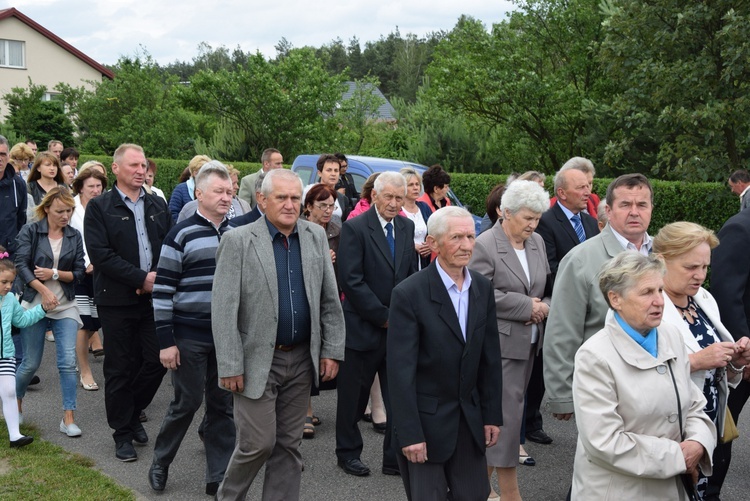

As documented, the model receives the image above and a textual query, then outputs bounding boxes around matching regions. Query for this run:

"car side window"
[294,166,315,185]
[352,173,368,194]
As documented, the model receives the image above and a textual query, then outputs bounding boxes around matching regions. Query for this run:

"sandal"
[311,415,322,426]
[303,416,315,439]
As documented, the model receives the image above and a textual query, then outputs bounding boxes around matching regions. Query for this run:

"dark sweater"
[153,212,230,348]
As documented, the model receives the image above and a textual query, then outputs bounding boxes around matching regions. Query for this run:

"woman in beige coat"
[572,252,715,500]
[654,222,750,499]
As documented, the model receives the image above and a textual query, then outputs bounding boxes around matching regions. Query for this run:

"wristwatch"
[52,268,59,280]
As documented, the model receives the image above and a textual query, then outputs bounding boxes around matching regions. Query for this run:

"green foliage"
[181,48,346,162]
[449,173,737,234]
[598,0,750,181]
[57,53,203,159]
[334,76,386,153]
[2,80,74,146]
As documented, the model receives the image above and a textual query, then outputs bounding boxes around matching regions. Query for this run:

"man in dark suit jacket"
[537,168,600,279]
[336,171,417,477]
[707,208,750,498]
[388,207,502,500]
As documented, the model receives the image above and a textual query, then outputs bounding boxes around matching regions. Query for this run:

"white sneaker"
[60,419,82,437]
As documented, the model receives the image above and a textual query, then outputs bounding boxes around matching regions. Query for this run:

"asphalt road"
[14,344,750,500]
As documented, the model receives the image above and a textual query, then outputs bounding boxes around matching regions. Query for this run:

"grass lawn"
[0,420,134,500]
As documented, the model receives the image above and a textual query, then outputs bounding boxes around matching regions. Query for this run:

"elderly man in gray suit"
[544,173,654,422]
[237,148,284,209]
[211,168,345,500]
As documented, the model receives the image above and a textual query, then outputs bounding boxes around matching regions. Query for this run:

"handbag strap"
[667,359,685,440]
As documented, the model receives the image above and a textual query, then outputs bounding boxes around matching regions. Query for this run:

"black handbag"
[667,360,700,501]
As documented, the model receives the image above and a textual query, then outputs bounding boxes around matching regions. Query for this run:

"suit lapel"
[249,219,279,315]
[367,208,395,270]
[428,264,465,345]
[394,215,408,271]
[495,228,529,291]
[298,221,318,306]
[553,203,580,246]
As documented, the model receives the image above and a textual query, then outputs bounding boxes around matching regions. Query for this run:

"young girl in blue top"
[0,245,47,448]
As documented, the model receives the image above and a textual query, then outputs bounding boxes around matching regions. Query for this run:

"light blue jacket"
[1,293,46,359]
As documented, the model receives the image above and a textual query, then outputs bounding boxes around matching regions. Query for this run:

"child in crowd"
[0,246,47,448]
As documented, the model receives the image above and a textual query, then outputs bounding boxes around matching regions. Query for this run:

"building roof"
[0,7,114,80]
[342,81,396,121]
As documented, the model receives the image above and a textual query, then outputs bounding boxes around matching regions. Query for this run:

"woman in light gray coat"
[572,252,715,500]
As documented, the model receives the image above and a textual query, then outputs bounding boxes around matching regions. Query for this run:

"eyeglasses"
[314,202,335,211]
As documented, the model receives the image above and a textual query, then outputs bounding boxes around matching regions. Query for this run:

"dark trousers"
[335,337,397,469]
[152,338,235,484]
[704,379,750,500]
[396,415,490,501]
[524,348,545,433]
[99,299,167,443]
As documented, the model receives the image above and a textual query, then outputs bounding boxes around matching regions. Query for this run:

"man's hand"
[220,375,244,393]
[160,346,180,370]
[484,425,500,447]
[402,442,428,463]
[320,358,339,382]
[141,271,157,293]
[553,413,573,421]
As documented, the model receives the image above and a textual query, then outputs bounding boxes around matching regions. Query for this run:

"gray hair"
[195,160,230,191]
[0,135,8,147]
[500,180,549,216]
[517,171,546,184]
[374,171,406,194]
[261,169,303,197]
[598,252,665,308]
[596,199,608,227]
[255,170,267,194]
[427,206,474,240]
[560,156,596,177]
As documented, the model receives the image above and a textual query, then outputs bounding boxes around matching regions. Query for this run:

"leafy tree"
[316,38,349,75]
[426,2,607,172]
[3,80,75,146]
[57,54,202,158]
[598,0,750,181]
[347,37,365,79]
[181,48,346,161]
[334,76,386,153]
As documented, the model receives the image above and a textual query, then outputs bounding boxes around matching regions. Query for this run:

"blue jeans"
[16,317,78,411]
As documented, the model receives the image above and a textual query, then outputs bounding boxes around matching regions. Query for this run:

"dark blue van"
[291,154,482,233]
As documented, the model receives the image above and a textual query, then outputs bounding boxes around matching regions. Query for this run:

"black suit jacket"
[711,209,750,340]
[536,202,599,278]
[338,206,416,351]
[387,262,502,463]
[229,206,262,227]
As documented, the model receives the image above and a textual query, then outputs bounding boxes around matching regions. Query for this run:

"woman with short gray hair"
[469,179,551,501]
[571,251,715,500]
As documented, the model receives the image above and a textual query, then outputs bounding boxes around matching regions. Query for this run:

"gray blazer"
[543,224,629,415]
[237,170,261,209]
[211,217,345,399]
[469,221,551,360]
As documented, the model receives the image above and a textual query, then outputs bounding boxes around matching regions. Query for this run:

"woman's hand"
[733,337,750,366]
[34,265,53,281]
[680,440,704,484]
[417,242,432,257]
[85,264,94,274]
[528,298,549,324]
[40,286,59,312]
[329,249,336,264]
[689,342,738,372]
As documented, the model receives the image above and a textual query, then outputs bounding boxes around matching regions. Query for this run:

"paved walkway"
[14,344,750,500]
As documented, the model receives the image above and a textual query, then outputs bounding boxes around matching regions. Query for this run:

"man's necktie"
[571,214,586,243]
[385,222,395,262]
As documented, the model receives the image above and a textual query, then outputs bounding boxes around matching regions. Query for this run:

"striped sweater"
[153,212,230,349]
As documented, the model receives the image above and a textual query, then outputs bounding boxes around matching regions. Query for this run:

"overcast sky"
[8,0,514,66]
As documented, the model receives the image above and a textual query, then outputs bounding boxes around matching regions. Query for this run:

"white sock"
[0,374,22,441]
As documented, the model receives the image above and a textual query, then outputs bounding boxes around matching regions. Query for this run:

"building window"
[0,39,25,68]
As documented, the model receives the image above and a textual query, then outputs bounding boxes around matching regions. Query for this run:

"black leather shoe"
[525,429,553,444]
[148,463,168,491]
[139,410,148,422]
[10,436,33,448]
[29,375,40,386]
[362,413,373,423]
[372,421,387,434]
[206,482,219,496]
[133,423,148,445]
[338,458,371,476]
[382,465,401,476]
[115,441,137,462]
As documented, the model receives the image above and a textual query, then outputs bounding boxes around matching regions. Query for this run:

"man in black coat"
[335,171,416,477]
[85,143,173,462]
[707,208,750,498]
[387,206,502,500]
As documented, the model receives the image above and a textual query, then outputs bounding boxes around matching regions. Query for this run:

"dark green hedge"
[450,173,738,234]
[80,155,263,200]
